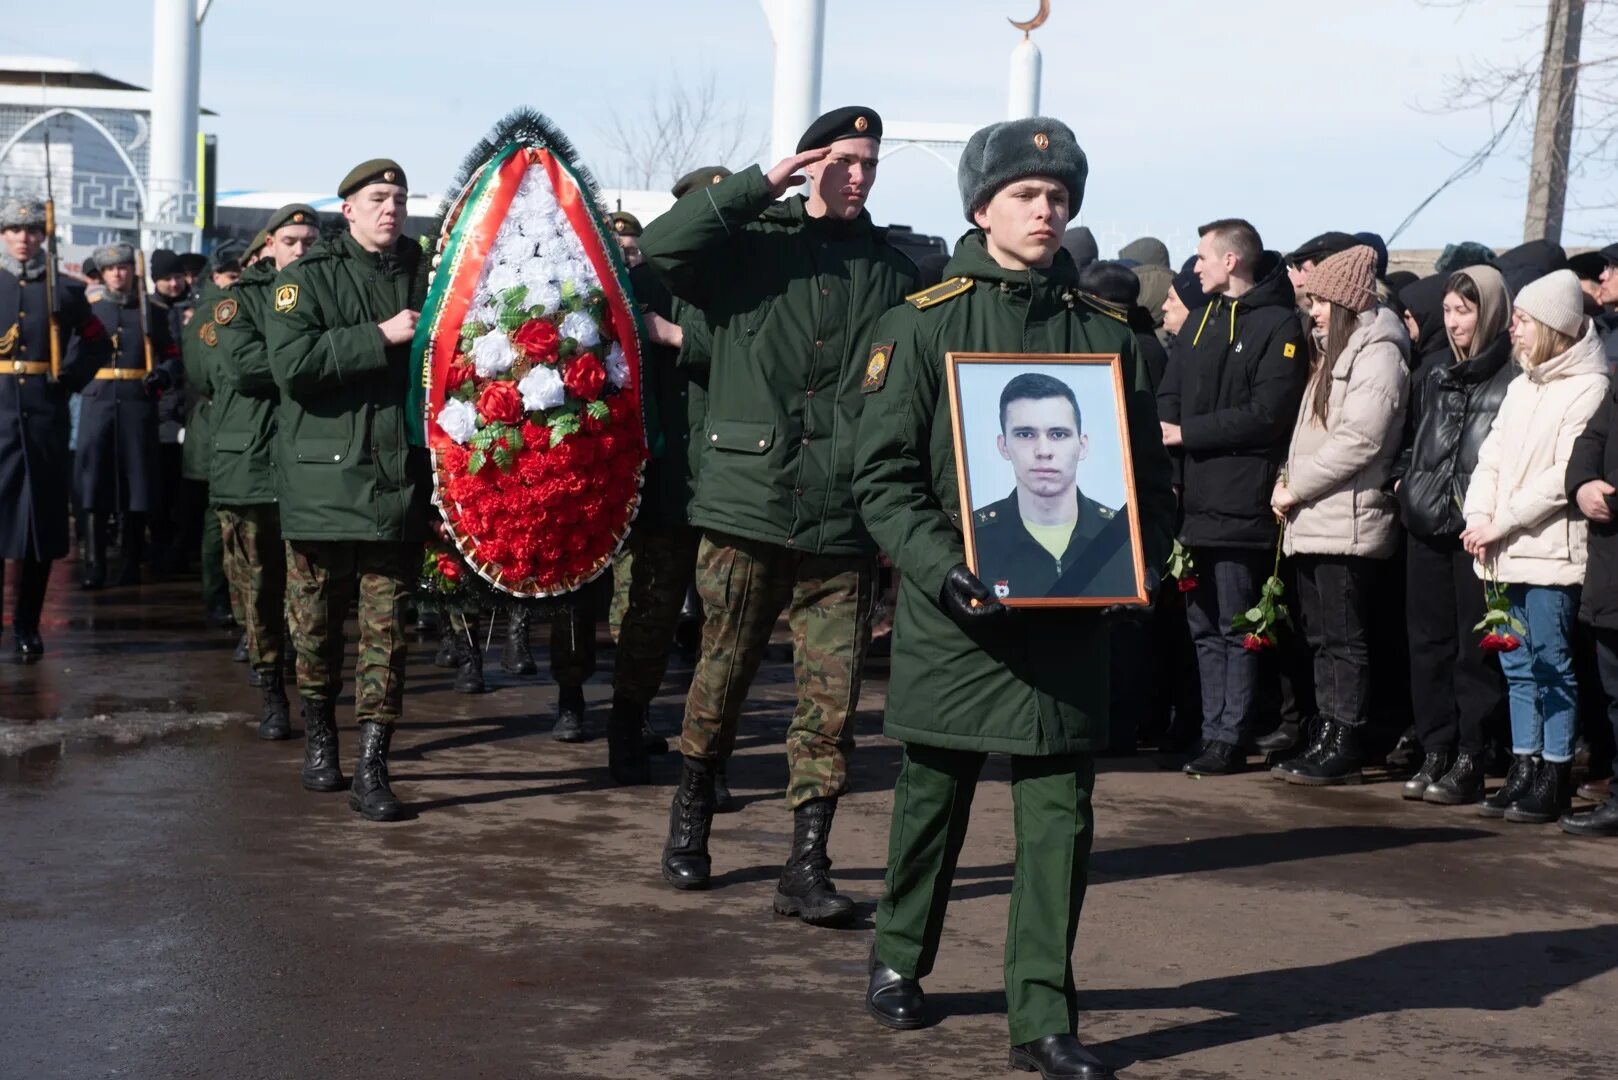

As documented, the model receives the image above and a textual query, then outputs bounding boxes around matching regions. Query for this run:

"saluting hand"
[378,309,420,346]
[1577,479,1616,524]
[764,147,832,198]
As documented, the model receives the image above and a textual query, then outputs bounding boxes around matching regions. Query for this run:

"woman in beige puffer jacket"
[1270,246,1410,786]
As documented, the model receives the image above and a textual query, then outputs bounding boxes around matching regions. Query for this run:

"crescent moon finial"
[1009,0,1050,34]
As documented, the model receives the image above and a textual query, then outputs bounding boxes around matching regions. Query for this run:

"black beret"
[796,106,882,153]
[1286,231,1358,268]
[670,165,731,200]
[149,249,183,279]
[958,117,1087,221]
[608,211,642,238]
[266,203,320,234]
[338,158,407,198]
[1598,242,1618,266]
[1569,251,1609,281]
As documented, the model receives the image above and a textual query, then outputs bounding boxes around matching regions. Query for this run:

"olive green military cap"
[959,117,1087,220]
[796,106,882,153]
[608,211,642,238]
[266,202,320,234]
[243,230,269,262]
[670,165,731,200]
[338,158,408,198]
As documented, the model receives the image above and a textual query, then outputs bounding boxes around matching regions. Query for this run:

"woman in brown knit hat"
[1269,245,1412,785]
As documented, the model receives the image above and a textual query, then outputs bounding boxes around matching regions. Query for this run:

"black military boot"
[300,699,344,791]
[501,610,538,675]
[1561,798,1618,837]
[349,721,405,822]
[1402,750,1453,800]
[1424,752,1485,805]
[81,514,106,590]
[1505,758,1571,824]
[606,696,651,785]
[552,684,588,742]
[773,797,855,927]
[453,636,485,694]
[1281,720,1363,785]
[12,558,48,663]
[1009,1035,1114,1079]
[662,756,715,890]
[1479,754,1537,818]
[641,706,671,755]
[115,512,145,587]
[433,621,461,668]
[866,946,927,1030]
[258,668,291,740]
[1271,716,1330,778]
[1183,739,1243,777]
[713,761,738,813]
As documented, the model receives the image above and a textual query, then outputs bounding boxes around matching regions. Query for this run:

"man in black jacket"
[1158,219,1308,775]
[1565,387,1618,836]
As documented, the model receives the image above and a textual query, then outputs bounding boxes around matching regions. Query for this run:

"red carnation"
[564,354,607,402]
[478,380,525,425]
[512,319,560,364]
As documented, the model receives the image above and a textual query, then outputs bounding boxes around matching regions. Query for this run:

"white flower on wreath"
[604,341,629,388]
[518,364,566,412]
[526,279,563,316]
[471,329,516,378]
[437,397,479,445]
[561,310,600,348]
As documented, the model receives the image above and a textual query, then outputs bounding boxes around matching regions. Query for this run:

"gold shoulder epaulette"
[906,276,973,310]
[1074,290,1129,323]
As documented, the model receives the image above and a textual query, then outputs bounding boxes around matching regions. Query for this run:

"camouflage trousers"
[608,551,632,642]
[285,539,417,725]
[613,525,701,705]
[218,505,286,674]
[681,530,876,809]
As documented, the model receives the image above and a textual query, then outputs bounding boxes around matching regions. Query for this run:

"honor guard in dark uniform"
[265,160,429,822]
[77,242,177,588]
[215,206,320,740]
[0,197,110,659]
[642,107,917,923]
[853,119,1174,1078]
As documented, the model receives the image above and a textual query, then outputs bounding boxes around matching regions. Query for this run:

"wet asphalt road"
[2,566,1615,1080]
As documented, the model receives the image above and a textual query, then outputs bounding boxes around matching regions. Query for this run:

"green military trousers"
[874,744,1097,1046]
[201,494,233,622]
[679,529,875,809]
[218,504,286,675]
[285,540,416,725]
[612,524,700,706]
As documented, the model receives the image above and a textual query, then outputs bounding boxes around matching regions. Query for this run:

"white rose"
[518,364,566,412]
[471,329,516,378]
[526,280,563,316]
[436,397,479,445]
[560,310,600,347]
[604,341,629,388]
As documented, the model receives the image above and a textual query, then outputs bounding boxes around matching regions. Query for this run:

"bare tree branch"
[598,70,767,193]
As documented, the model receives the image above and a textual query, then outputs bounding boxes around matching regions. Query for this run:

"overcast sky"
[6,0,1606,259]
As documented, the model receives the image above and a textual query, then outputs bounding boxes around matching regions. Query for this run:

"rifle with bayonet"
[42,125,62,379]
[135,249,154,374]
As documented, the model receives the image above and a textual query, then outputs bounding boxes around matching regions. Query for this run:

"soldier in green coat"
[853,119,1174,1080]
[214,204,320,741]
[265,161,429,822]
[641,107,917,924]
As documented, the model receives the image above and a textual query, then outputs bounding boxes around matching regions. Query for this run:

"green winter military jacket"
[852,233,1176,756]
[639,164,916,555]
[627,262,710,529]
[179,284,219,483]
[263,231,430,542]
[210,259,281,505]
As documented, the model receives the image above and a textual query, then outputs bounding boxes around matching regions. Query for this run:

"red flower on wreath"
[478,380,525,425]
[564,353,606,402]
[512,318,560,364]
[446,361,475,393]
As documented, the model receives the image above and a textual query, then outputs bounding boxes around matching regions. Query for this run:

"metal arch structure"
[0,107,148,208]
[878,122,975,177]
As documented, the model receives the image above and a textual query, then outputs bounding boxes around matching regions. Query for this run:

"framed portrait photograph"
[945,352,1148,608]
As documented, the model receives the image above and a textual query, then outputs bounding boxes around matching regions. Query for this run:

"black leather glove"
[1105,568,1161,617]
[143,368,172,393]
[940,563,1008,624]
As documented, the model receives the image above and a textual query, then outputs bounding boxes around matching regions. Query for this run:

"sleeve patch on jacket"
[862,342,895,394]
[213,298,238,325]
[200,322,218,347]
[1283,342,1297,358]
[274,284,299,314]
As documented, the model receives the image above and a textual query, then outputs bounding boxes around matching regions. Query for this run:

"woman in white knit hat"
[1269,245,1410,786]
[1461,268,1610,823]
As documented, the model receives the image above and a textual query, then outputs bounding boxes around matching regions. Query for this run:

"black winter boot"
[1402,751,1452,800]
[501,610,538,675]
[1479,754,1537,818]
[453,635,485,694]
[1561,798,1618,837]
[773,797,855,927]
[115,513,145,587]
[1281,720,1363,785]
[713,761,738,813]
[1424,752,1485,805]
[1505,758,1571,823]
[433,621,460,668]
[258,668,291,740]
[349,721,405,821]
[1255,721,1300,755]
[1271,717,1330,777]
[1183,739,1243,776]
[641,707,671,755]
[300,699,344,791]
[606,696,650,785]
[661,756,715,890]
[81,514,106,590]
[552,684,588,742]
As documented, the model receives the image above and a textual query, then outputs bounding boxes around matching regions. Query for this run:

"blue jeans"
[1498,584,1580,762]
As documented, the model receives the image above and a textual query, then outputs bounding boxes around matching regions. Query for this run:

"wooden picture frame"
[944,352,1148,608]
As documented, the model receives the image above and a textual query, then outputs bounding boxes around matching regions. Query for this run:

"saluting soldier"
[641,107,917,925]
[213,205,320,739]
[971,373,1138,601]
[265,161,429,822]
[852,119,1174,1079]
[0,197,110,660]
[78,242,176,588]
